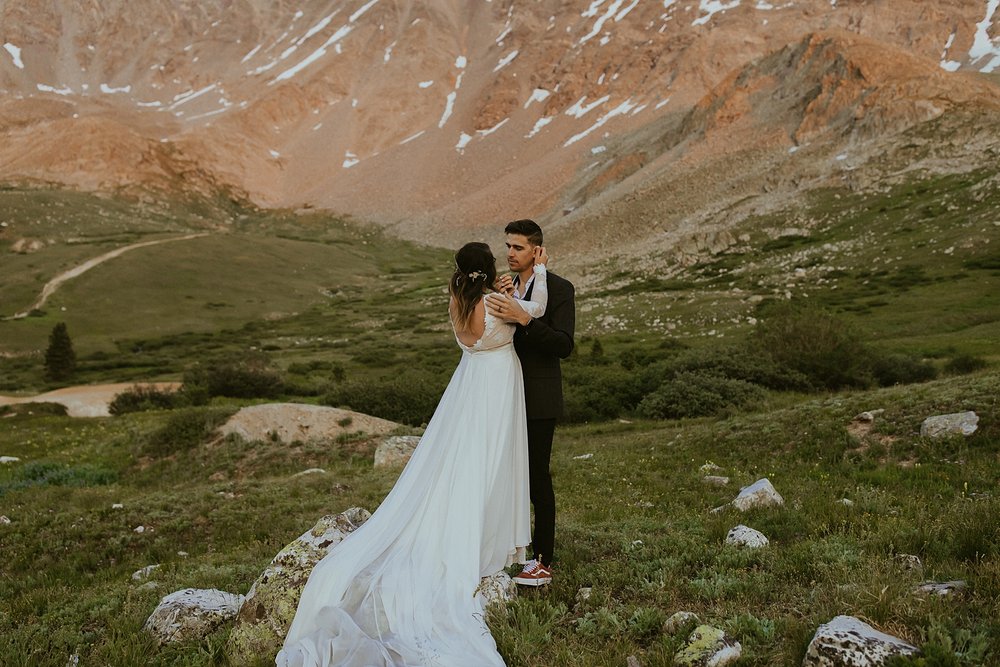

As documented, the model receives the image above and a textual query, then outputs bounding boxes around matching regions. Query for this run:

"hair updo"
[450,242,497,330]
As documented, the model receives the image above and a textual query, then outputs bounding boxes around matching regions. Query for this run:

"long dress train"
[276,266,549,667]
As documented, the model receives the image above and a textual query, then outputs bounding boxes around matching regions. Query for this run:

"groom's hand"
[486,293,531,326]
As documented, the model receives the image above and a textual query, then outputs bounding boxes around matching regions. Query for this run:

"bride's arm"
[518,264,548,318]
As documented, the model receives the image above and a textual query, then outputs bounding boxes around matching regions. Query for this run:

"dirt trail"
[0,382,180,417]
[6,233,209,319]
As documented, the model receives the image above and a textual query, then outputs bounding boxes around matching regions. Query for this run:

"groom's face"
[505,234,536,272]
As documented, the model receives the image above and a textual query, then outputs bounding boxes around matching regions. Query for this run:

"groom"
[486,219,575,587]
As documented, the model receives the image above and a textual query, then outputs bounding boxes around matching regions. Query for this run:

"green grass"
[1,373,997,665]
[0,173,999,664]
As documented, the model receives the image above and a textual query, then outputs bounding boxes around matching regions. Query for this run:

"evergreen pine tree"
[44,322,76,382]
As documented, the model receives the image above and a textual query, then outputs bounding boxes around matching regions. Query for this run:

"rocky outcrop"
[144,588,245,644]
[803,615,919,666]
[226,507,371,664]
[219,404,399,444]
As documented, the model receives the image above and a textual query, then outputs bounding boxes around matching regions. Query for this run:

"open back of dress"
[277,267,549,667]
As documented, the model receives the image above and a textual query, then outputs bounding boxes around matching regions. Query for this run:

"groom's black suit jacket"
[514,270,575,420]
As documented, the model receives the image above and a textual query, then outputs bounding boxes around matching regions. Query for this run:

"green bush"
[183,353,284,399]
[753,303,874,390]
[109,384,184,415]
[944,353,988,375]
[0,461,116,495]
[637,370,766,419]
[871,353,937,386]
[563,364,647,423]
[666,344,812,392]
[143,407,236,457]
[323,372,448,426]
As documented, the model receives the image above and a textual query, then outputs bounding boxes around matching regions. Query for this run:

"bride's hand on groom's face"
[486,293,531,326]
[533,246,548,266]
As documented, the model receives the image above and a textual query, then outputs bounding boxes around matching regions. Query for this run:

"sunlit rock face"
[2,1,999,249]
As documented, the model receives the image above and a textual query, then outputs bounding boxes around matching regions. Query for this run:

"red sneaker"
[513,559,552,587]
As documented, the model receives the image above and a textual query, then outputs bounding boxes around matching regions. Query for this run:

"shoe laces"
[521,559,540,573]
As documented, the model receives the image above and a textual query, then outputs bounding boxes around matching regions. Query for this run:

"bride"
[277,241,549,667]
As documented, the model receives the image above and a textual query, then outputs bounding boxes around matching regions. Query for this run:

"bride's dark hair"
[450,242,497,330]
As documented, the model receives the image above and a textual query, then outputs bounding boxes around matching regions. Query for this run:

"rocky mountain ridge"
[2,0,999,260]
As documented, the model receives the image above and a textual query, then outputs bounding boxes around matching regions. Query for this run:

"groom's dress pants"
[527,417,557,565]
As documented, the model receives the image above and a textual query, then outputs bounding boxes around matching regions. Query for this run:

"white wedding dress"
[276,266,549,667]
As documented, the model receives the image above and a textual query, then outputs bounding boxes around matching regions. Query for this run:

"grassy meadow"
[1,172,999,666]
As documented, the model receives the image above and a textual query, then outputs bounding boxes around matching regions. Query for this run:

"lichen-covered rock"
[226,507,371,664]
[475,571,518,609]
[920,411,979,438]
[731,478,784,512]
[725,525,769,548]
[803,615,919,666]
[674,624,742,666]
[374,435,420,468]
[144,588,244,644]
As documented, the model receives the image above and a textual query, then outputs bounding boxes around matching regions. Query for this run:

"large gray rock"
[374,435,421,468]
[144,588,245,644]
[226,507,371,664]
[732,478,784,512]
[920,412,979,438]
[674,624,742,666]
[803,615,919,666]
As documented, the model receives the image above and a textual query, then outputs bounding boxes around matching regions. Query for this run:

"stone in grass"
[226,507,371,664]
[475,571,518,609]
[699,462,723,474]
[663,611,700,634]
[132,564,161,581]
[802,615,919,666]
[703,476,730,487]
[144,588,245,644]
[374,435,421,468]
[627,655,642,667]
[725,525,769,548]
[731,478,784,512]
[674,625,742,667]
[0,456,20,463]
[920,411,979,439]
[914,580,967,597]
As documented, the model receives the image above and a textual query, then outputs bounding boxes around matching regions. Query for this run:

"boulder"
[802,615,919,666]
[475,571,518,609]
[144,588,245,644]
[374,435,420,468]
[725,525,769,548]
[674,625,742,666]
[219,403,399,444]
[731,478,784,512]
[920,412,979,438]
[226,507,371,664]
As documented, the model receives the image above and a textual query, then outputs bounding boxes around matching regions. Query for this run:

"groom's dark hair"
[504,219,543,246]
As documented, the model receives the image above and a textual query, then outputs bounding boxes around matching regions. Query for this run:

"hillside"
[2,0,1000,253]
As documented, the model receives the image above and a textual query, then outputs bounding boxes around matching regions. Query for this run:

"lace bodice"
[454,265,548,353]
